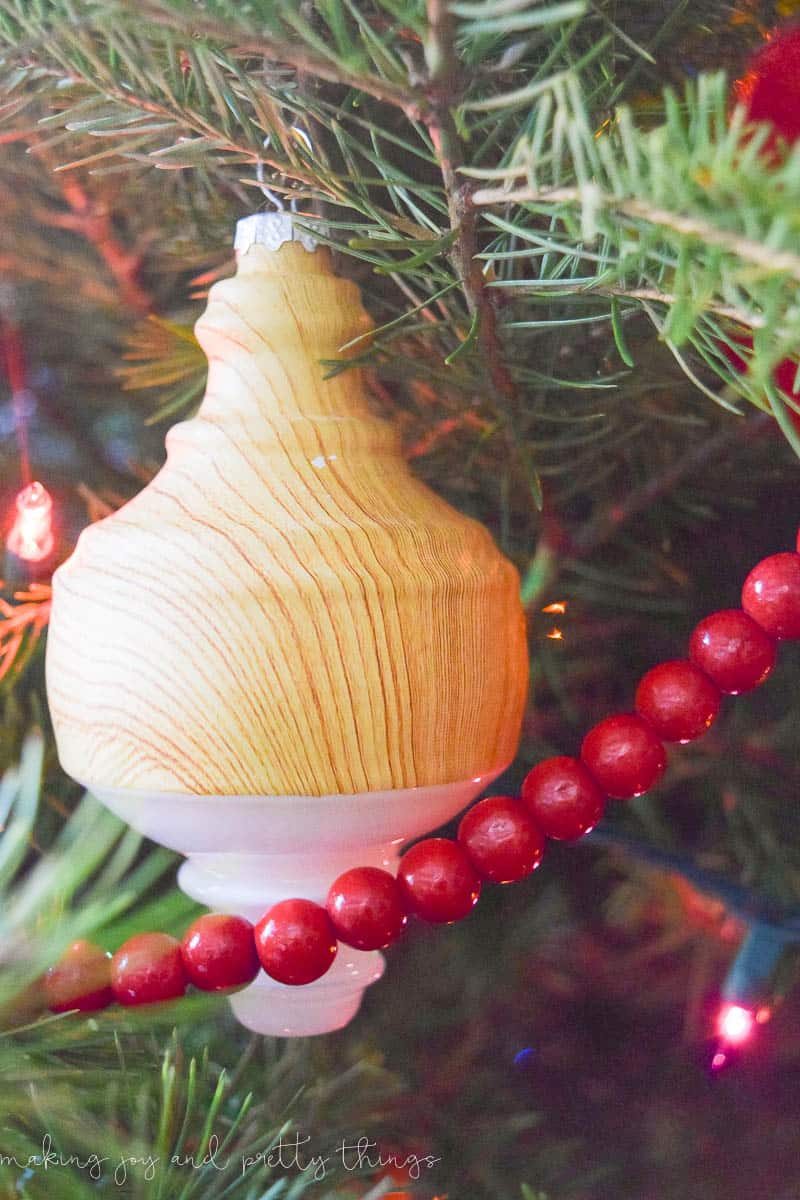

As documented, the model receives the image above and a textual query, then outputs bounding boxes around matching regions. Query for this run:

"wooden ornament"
[46,215,529,798]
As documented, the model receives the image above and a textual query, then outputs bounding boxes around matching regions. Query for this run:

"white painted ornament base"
[89,771,504,1037]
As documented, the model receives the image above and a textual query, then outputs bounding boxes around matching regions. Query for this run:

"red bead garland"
[719,335,800,432]
[736,23,800,147]
[327,867,408,950]
[457,795,544,882]
[42,532,800,1005]
[45,939,114,1014]
[397,838,481,923]
[689,609,776,694]
[521,756,605,841]
[634,659,721,744]
[741,552,800,639]
[111,932,187,1006]
[181,913,260,991]
[254,899,338,985]
[724,30,800,426]
[581,713,667,799]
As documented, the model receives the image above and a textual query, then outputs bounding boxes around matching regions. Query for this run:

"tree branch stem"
[424,0,517,406]
[472,184,800,282]
[32,143,151,315]
[135,1,426,122]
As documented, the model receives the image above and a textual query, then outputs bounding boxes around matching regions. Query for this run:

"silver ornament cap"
[234,211,318,255]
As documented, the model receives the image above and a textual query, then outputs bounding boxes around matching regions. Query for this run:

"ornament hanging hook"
[288,126,315,215]
[255,140,286,213]
[241,126,319,253]
[256,126,315,213]
[290,124,314,159]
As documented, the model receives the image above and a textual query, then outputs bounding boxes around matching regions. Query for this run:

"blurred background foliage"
[1,1,800,1197]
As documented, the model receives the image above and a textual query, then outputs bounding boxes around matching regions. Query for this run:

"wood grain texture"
[46,241,529,796]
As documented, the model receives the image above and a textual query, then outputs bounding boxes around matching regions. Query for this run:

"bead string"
[44,541,800,1013]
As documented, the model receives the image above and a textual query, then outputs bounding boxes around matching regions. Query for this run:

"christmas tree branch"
[604,287,761,330]
[6,0,797,435]
[519,412,773,604]
[0,1,331,194]
[472,184,800,283]
[4,7,800,1190]
[424,0,517,406]
[133,0,427,122]
[0,585,50,687]
[570,410,774,555]
[31,142,152,315]
[2,0,800,455]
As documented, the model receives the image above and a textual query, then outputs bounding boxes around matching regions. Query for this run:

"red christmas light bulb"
[708,1002,758,1073]
[7,481,54,563]
[717,1002,756,1046]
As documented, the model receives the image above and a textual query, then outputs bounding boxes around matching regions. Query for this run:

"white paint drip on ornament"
[88,770,504,1037]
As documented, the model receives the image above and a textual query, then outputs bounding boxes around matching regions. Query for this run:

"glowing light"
[546,627,563,640]
[756,1006,772,1025]
[716,1003,755,1046]
[6,482,54,563]
[541,600,567,614]
[710,1050,728,1072]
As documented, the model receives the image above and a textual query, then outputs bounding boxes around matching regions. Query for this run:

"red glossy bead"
[44,939,114,1014]
[521,756,606,841]
[111,932,187,1006]
[181,913,260,992]
[736,24,800,146]
[775,355,800,401]
[397,838,481,924]
[580,713,667,800]
[457,796,544,882]
[326,867,408,950]
[742,552,800,639]
[254,899,337,985]
[689,608,776,694]
[635,659,721,744]
[720,335,800,429]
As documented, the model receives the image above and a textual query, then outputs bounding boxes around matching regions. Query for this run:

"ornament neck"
[191,238,375,427]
